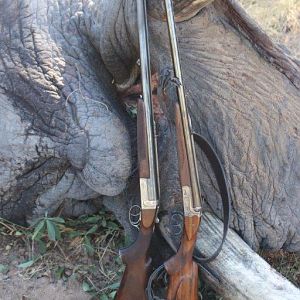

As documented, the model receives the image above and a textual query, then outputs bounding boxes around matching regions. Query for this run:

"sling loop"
[146,133,231,299]
[192,132,231,264]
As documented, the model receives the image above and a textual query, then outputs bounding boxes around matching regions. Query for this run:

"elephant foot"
[29,169,99,222]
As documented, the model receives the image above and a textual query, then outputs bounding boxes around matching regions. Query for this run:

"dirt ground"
[1,274,89,300]
[0,235,88,300]
[0,212,124,300]
[1,1,300,300]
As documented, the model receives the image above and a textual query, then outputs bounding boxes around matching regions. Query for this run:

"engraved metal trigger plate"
[129,205,141,229]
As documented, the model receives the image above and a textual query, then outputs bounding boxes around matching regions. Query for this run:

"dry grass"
[0,211,125,299]
[261,250,300,287]
[240,0,300,58]
[240,0,300,34]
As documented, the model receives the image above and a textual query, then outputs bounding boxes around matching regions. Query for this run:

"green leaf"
[54,223,61,240]
[32,220,45,241]
[30,217,44,228]
[106,282,120,290]
[109,291,117,298]
[101,219,107,227]
[49,217,65,224]
[32,230,44,241]
[78,215,87,220]
[86,225,98,235]
[0,264,9,274]
[107,221,119,230]
[15,231,23,236]
[54,266,65,280]
[82,281,93,292]
[37,240,47,254]
[68,230,83,239]
[84,236,95,256]
[115,256,123,266]
[85,216,101,224]
[117,265,125,275]
[18,260,35,269]
[123,235,132,248]
[100,295,109,300]
[46,220,57,241]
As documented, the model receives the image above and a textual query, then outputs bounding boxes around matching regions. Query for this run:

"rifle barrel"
[164,0,201,213]
[137,0,160,209]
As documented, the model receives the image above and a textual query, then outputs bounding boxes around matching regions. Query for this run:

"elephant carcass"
[0,0,132,223]
[0,0,299,298]
[95,0,300,252]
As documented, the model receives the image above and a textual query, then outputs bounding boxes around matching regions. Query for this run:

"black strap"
[146,133,231,298]
[192,132,231,263]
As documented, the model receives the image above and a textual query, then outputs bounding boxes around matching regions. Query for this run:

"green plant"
[32,215,65,242]
[14,214,66,269]
[0,264,9,274]
[0,209,125,298]
[66,211,121,256]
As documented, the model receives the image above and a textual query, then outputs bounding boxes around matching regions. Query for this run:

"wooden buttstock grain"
[137,100,150,178]
[165,216,200,300]
[166,260,199,300]
[175,103,191,187]
[165,104,201,299]
[115,209,156,300]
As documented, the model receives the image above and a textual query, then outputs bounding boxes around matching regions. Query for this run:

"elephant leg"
[30,170,99,221]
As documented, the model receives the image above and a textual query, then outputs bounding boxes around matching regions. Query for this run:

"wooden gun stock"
[164,104,200,300]
[175,103,191,188]
[115,211,156,300]
[137,99,150,179]
[115,101,156,300]
[165,232,199,300]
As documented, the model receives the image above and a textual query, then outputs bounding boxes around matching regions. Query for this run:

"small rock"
[12,260,19,266]
[5,245,11,251]
[65,269,72,276]
[19,248,26,255]
[37,277,49,285]
[0,274,9,281]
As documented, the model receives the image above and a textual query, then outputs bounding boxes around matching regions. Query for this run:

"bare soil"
[0,236,89,300]
[0,212,124,300]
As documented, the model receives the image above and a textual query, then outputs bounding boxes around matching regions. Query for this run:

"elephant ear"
[148,0,214,22]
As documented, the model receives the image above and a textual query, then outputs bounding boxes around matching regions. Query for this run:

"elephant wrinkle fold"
[0,0,132,222]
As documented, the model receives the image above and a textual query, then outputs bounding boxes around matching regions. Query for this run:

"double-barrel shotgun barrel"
[163,0,203,298]
[116,1,230,299]
[114,0,160,299]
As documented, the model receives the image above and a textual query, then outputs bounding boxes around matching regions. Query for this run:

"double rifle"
[116,0,230,299]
